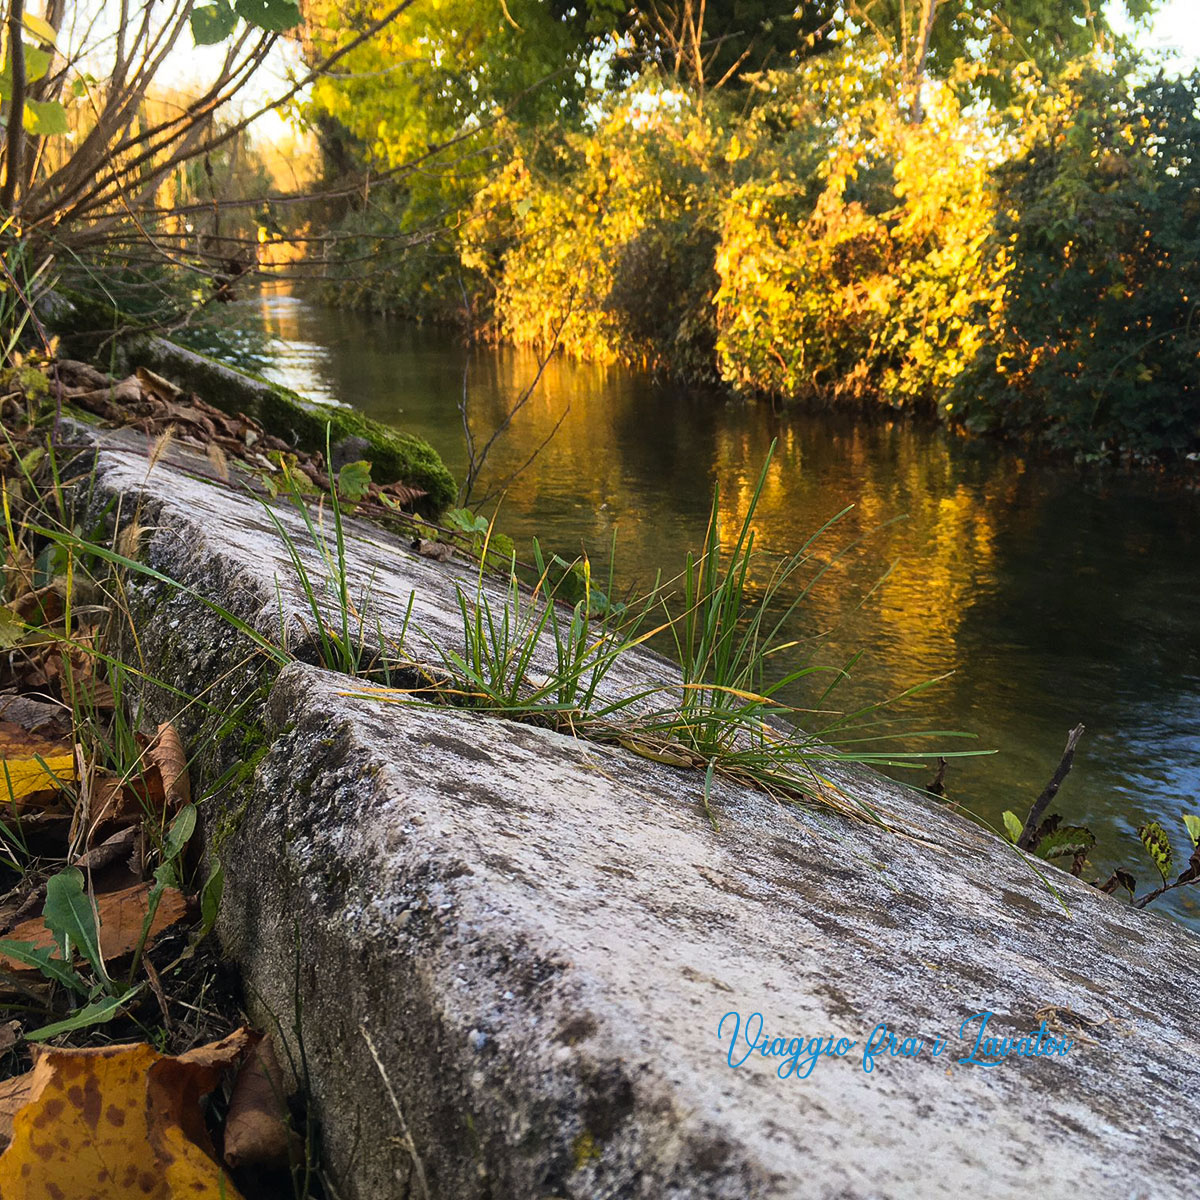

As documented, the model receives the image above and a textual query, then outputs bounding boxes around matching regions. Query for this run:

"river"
[244,293,1200,925]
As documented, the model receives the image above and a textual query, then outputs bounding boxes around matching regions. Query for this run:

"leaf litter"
[0,416,308,1196]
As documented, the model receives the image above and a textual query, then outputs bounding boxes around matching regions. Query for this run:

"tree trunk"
[910,0,940,123]
[2,0,27,213]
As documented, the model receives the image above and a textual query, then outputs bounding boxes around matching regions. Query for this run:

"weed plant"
[355,445,984,832]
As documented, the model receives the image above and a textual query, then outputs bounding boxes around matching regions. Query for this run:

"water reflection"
[250,293,1200,925]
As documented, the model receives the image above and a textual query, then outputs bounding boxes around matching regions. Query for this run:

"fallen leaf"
[0,1033,253,1196]
[10,584,63,627]
[223,1034,301,1170]
[0,720,70,761]
[147,722,190,811]
[0,693,68,737]
[71,826,139,875]
[41,641,114,712]
[0,1021,20,1056]
[413,538,454,562]
[378,479,427,508]
[134,367,184,402]
[0,753,75,806]
[79,773,143,847]
[0,882,190,974]
[0,1073,35,1154]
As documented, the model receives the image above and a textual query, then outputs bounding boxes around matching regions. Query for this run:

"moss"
[571,1131,601,1169]
[44,289,457,516]
[135,339,456,515]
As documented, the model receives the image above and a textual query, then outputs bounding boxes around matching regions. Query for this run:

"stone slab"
[72,424,1200,1199]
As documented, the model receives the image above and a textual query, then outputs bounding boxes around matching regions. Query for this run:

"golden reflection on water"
[250,296,1200,926]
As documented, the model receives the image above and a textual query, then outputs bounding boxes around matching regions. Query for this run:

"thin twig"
[1017,724,1084,851]
[360,1024,430,1200]
[459,299,573,506]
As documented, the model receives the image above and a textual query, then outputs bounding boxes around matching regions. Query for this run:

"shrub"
[952,65,1200,459]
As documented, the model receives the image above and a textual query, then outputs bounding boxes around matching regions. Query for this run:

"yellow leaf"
[0,754,74,804]
[0,1033,254,1198]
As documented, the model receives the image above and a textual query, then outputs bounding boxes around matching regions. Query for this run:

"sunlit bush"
[713,56,1005,413]
[462,87,720,372]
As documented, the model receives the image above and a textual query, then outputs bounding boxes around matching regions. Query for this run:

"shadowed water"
[246,293,1200,926]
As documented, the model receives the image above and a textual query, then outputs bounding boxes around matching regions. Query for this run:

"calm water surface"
[247,294,1200,925]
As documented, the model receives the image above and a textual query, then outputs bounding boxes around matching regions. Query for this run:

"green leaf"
[446,507,489,535]
[191,1,239,44]
[25,985,143,1042]
[0,939,89,994]
[43,868,108,983]
[0,606,25,650]
[1138,821,1173,884]
[200,860,224,937]
[234,0,302,32]
[1183,814,1200,848]
[163,803,197,865]
[1035,825,1096,861]
[0,45,54,99]
[22,99,68,136]
[23,45,51,83]
[336,459,372,504]
[1001,810,1023,844]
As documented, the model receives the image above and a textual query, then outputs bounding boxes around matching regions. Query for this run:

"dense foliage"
[953,67,1200,458]
[298,2,1200,461]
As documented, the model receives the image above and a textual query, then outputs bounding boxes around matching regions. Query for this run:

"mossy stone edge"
[44,290,457,516]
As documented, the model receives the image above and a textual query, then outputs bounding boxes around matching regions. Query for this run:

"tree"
[612,1,834,96]
[0,0,435,310]
[300,0,621,170]
[845,0,1159,108]
[952,65,1200,458]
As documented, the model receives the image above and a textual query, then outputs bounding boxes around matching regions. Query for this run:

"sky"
[1114,0,1200,68]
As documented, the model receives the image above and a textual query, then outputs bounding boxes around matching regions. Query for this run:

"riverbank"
[240,295,1200,925]
[8,381,1200,1197]
[2,339,1199,1194]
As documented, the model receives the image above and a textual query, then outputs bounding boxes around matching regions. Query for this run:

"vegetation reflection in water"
[252,293,1200,925]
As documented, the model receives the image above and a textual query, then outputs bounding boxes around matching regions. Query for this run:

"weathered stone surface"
[75,426,1200,1199]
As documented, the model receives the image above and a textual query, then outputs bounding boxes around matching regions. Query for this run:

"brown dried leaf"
[71,825,139,874]
[134,367,184,402]
[53,360,110,391]
[380,479,427,508]
[79,773,142,847]
[0,1020,20,1056]
[0,693,69,739]
[414,538,454,562]
[0,719,70,761]
[0,882,190,974]
[223,1034,301,1170]
[10,584,63,627]
[147,721,190,812]
[0,1068,35,1153]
